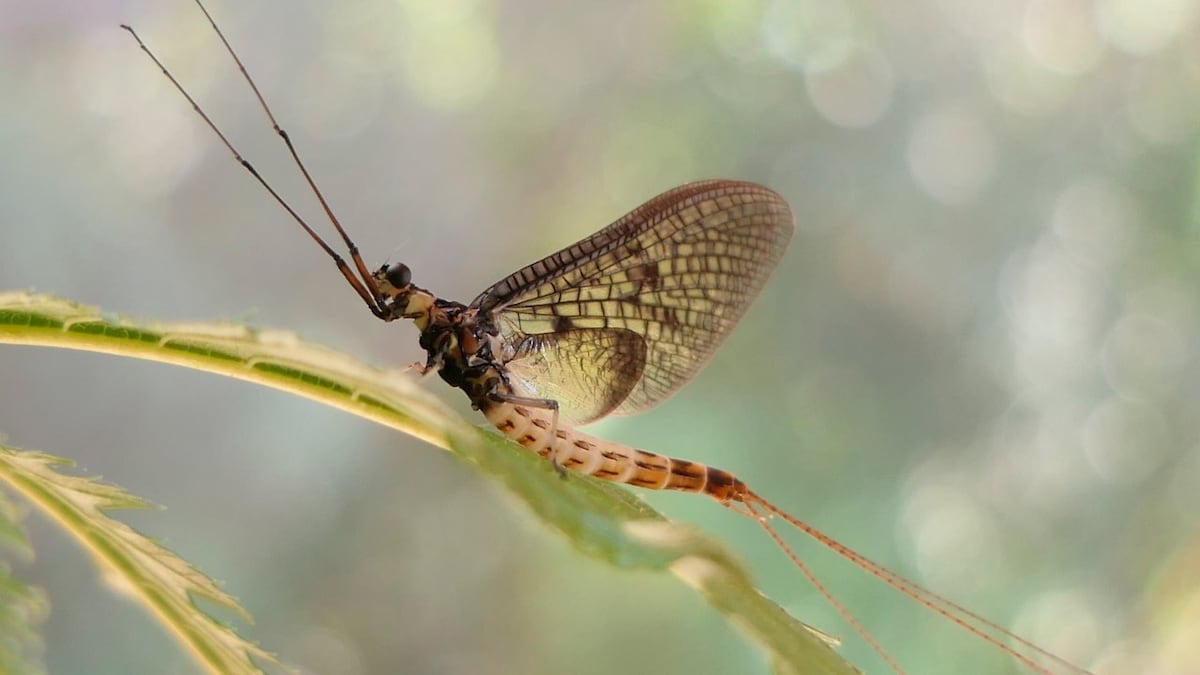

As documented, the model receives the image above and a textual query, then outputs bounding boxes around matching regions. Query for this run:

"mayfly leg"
[185,0,382,304]
[120,0,387,319]
[489,392,567,476]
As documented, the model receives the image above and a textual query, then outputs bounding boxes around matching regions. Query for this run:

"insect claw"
[405,360,437,379]
[545,441,568,478]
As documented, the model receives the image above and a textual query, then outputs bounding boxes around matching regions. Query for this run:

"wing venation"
[477,179,794,420]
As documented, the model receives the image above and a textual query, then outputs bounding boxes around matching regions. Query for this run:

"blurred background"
[1,0,1198,673]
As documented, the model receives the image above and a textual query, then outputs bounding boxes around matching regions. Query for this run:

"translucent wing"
[473,179,794,423]
[502,328,647,424]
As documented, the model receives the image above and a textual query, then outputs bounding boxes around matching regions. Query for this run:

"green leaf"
[0,488,48,675]
[0,291,858,675]
[0,443,276,675]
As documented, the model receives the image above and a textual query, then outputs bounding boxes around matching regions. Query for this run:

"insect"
[123,3,1095,673]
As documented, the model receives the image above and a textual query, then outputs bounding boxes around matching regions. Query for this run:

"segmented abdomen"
[483,401,747,503]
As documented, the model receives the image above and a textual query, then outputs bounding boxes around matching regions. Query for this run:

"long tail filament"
[733,490,1093,675]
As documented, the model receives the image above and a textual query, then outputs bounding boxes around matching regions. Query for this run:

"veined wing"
[474,179,794,424]
[501,328,647,424]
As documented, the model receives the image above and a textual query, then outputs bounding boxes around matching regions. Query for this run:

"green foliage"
[0,292,858,675]
[0,489,48,675]
[0,444,273,674]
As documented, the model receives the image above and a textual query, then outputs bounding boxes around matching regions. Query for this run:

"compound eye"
[386,263,412,288]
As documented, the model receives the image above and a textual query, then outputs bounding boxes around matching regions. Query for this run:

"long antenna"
[120,0,388,319]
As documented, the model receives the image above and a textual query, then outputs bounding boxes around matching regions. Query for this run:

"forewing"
[503,328,647,425]
[475,179,794,419]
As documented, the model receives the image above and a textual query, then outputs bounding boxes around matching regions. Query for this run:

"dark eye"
[386,263,412,287]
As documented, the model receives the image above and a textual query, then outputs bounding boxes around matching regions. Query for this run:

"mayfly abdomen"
[483,401,747,502]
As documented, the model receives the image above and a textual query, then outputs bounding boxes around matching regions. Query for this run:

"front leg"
[407,350,444,378]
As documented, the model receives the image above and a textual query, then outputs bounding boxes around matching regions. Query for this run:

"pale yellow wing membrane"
[474,180,794,420]
[503,328,647,424]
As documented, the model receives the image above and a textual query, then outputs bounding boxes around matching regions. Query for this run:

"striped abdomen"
[483,401,747,503]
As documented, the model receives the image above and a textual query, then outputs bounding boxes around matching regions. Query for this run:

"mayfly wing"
[474,179,794,424]
[501,328,648,424]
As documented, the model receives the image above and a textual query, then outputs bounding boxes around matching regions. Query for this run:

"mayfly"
[122,3,1094,673]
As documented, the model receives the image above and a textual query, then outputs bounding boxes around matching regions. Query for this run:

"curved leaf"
[0,291,857,675]
[0,443,273,674]
[0,488,48,675]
